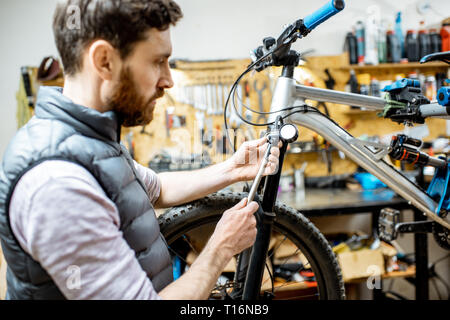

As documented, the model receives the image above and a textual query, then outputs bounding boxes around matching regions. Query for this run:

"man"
[0,0,280,299]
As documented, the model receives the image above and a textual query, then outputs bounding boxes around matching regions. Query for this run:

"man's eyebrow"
[159,52,172,59]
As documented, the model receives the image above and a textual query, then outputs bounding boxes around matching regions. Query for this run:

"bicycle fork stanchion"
[242,197,276,300]
[233,144,272,298]
[241,138,275,300]
[242,131,290,300]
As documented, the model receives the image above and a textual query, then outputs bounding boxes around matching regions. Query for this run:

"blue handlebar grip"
[303,0,345,31]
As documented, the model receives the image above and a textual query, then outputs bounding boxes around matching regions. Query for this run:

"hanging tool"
[243,80,253,122]
[217,76,224,115]
[253,80,267,123]
[187,85,194,106]
[223,82,234,115]
[206,82,211,114]
[222,83,229,116]
[211,82,218,115]
[217,80,224,115]
[204,84,212,115]
[209,80,216,115]
[227,82,243,151]
[228,84,241,127]
[164,109,171,138]
[195,111,205,145]
[234,83,244,127]
[193,85,200,110]
[324,68,336,90]
[140,125,153,137]
[241,80,255,141]
[199,84,206,111]
[125,131,135,160]
[21,66,34,108]
[215,125,224,154]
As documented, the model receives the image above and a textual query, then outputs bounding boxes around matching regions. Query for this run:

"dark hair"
[52,0,183,76]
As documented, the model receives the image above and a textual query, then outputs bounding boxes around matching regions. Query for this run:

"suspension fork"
[236,139,289,300]
[234,67,294,300]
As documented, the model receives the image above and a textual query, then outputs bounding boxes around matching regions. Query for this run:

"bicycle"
[159,0,450,300]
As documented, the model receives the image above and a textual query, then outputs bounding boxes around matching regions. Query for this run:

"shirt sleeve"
[8,160,162,300]
[133,160,161,205]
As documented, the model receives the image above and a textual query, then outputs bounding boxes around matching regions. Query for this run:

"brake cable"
[223,65,318,153]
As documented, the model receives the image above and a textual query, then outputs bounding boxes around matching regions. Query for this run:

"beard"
[107,67,164,127]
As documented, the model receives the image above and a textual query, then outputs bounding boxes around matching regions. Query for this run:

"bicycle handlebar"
[419,103,450,118]
[251,0,345,71]
[303,0,345,31]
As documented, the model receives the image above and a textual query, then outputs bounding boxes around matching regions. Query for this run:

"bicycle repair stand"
[377,206,431,300]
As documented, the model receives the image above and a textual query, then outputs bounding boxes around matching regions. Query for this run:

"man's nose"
[159,67,174,89]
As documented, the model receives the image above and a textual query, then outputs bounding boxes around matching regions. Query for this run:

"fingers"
[245,137,267,149]
[262,153,279,174]
[254,136,269,147]
[219,200,258,255]
[269,148,280,161]
[227,198,259,214]
[248,138,282,158]
[247,137,283,150]
[231,197,247,210]
[244,200,259,214]
[259,141,281,156]
[264,162,278,175]
[228,199,259,215]
[241,201,258,230]
[268,154,278,164]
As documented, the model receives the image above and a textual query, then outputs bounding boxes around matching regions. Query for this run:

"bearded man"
[0,0,280,300]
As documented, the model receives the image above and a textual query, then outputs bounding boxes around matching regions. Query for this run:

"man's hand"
[155,137,280,209]
[228,137,281,182]
[208,198,258,260]
[158,197,258,300]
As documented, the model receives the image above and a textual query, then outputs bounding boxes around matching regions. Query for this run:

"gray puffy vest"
[0,86,173,299]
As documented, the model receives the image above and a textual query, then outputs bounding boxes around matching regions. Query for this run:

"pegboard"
[125,55,449,179]
[125,58,277,168]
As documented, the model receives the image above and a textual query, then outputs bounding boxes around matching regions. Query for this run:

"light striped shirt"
[9,159,163,300]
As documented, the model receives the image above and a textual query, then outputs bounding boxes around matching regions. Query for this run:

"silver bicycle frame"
[269,76,450,229]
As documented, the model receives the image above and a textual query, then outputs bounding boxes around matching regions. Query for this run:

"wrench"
[253,80,267,124]
[234,84,243,127]
[217,80,224,115]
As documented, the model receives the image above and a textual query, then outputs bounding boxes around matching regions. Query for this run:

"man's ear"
[87,40,121,81]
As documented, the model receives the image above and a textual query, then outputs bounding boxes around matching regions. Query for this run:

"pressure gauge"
[279,123,298,143]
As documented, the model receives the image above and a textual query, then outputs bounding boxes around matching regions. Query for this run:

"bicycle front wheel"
[159,191,345,300]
